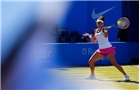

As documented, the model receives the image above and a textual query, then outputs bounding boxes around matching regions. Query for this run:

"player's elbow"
[91,38,97,42]
[91,40,96,42]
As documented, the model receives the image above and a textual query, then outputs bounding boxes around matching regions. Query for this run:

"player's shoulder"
[94,28,98,32]
[92,28,97,32]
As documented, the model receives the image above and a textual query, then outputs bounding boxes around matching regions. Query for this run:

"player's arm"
[91,36,97,42]
[103,27,109,38]
[91,30,97,42]
[82,31,97,42]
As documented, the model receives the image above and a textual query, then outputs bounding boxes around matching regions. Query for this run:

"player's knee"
[88,59,95,64]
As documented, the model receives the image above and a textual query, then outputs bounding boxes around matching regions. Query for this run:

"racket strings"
[118,17,130,29]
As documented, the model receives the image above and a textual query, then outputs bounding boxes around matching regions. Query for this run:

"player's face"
[96,22,104,28]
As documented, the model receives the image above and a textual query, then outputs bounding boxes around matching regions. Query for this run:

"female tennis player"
[83,16,130,81]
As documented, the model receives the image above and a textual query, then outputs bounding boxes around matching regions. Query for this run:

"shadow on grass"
[115,80,139,84]
[95,79,139,84]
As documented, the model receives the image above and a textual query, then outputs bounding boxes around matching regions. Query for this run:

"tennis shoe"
[124,74,130,81]
[85,74,96,80]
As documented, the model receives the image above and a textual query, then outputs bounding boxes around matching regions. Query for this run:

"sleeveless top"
[95,28,112,49]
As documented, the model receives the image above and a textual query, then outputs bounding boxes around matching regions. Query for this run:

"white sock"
[124,74,128,76]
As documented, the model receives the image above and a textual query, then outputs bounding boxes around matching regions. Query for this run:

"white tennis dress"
[95,28,112,49]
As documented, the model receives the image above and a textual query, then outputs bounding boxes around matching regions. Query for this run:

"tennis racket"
[107,17,130,29]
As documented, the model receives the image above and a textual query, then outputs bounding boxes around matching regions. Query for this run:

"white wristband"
[104,30,108,32]
[89,35,92,38]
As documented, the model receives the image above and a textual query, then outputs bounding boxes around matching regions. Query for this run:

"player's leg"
[107,54,130,80]
[89,52,104,75]
[86,52,104,79]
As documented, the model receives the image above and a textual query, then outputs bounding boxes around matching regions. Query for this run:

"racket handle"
[107,26,112,29]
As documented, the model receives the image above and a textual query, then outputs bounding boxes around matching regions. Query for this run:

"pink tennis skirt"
[96,46,116,55]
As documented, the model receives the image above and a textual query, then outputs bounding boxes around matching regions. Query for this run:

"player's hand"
[104,26,109,30]
[82,32,90,37]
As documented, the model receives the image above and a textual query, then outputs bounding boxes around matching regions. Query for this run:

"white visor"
[96,19,104,23]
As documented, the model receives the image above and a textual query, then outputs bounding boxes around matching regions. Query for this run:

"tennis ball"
[117,20,121,25]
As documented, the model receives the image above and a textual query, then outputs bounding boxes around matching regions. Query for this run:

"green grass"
[94,65,139,90]
[47,65,139,90]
